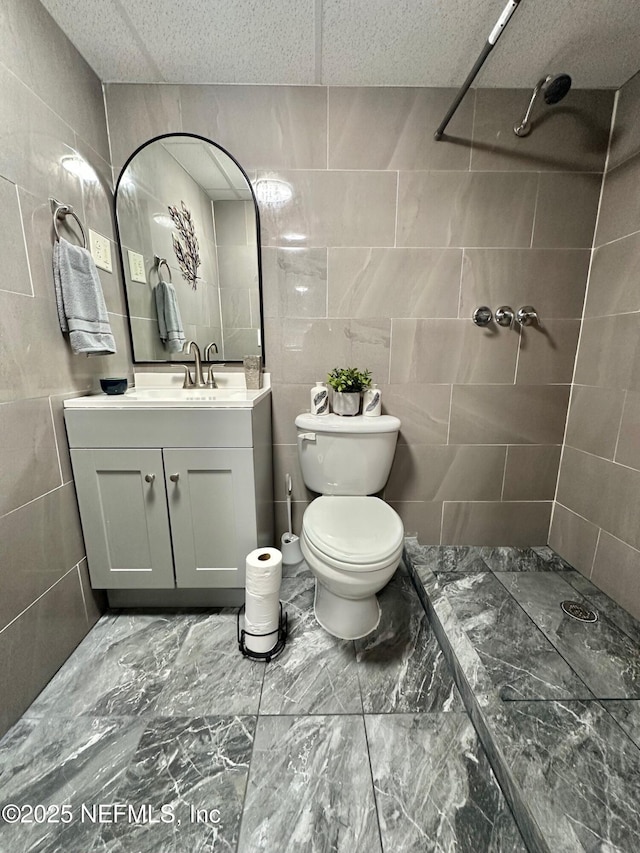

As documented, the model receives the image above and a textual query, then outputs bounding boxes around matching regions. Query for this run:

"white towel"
[154,278,185,352]
[53,237,116,355]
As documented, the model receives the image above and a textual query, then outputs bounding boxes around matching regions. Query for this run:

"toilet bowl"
[295,412,404,640]
[300,495,404,639]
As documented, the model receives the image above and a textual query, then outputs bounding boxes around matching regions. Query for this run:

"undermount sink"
[64,373,271,409]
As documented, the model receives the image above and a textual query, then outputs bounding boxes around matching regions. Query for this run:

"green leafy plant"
[326,366,372,393]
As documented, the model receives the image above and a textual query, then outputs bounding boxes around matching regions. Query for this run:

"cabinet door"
[164,448,257,588]
[70,449,175,589]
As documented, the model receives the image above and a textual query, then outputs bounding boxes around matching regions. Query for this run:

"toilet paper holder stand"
[237,602,289,662]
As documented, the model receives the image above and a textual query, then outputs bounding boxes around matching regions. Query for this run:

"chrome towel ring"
[154,254,172,281]
[50,197,87,248]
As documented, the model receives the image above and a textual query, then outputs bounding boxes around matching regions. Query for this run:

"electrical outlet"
[89,229,112,273]
[127,250,146,283]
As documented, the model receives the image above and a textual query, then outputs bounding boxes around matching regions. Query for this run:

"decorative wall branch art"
[168,201,201,290]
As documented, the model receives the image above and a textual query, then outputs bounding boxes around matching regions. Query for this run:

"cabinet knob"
[144,473,155,484]
[169,473,180,483]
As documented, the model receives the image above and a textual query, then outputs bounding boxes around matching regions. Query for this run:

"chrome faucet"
[204,342,219,388]
[182,340,206,387]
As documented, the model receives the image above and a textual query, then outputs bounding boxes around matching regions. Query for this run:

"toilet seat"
[302,496,404,571]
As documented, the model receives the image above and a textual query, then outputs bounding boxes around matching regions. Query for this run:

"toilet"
[295,412,404,639]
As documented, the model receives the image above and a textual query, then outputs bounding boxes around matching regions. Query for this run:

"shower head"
[543,73,572,104]
[514,73,572,137]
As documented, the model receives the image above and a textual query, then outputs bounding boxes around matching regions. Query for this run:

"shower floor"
[403,541,640,853]
[0,562,527,853]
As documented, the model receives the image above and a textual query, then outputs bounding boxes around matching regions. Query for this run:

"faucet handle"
[179,364,195,388]
[204,342,219,361]
[472,306,493,327]
[170,363,194,388]
[206,365,218,389]
[516,306,542,327]
[495,306,515,328]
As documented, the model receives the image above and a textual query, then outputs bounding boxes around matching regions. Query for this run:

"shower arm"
[514,77,546,135]
[434,0,523,140]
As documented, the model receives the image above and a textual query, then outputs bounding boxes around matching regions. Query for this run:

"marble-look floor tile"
[403,537,440,570]
[0,716,39,761]
[562,568,640,647]
[405,539,491,572]
[396,556,409,575]
[434,545,491,572]
[532,546,574,572]
[355,578,463,713]
[281,557,312,578]
[238,715,381,853]
[406,556,498,707]
[496,572,640,699]
[0,716,145,853]
[407,543,491,573]
[602,700,640,750]
[154,614,265,716]
[405,546,575,852]
[96,716,255,853]
[366,713,526,853]
[28,612,195,717]
[259,578,361,714]
[488,700,640,853]
[479,547,550,572]
[436,572,592,701]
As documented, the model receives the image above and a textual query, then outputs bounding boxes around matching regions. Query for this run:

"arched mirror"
[114,133,263,363]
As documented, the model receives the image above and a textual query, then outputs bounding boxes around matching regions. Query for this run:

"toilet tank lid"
[295,413,401,433]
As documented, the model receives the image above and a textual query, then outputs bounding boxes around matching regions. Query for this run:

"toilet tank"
[295,413,401,495]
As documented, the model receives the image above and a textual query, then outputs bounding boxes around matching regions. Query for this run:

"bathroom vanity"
[64,374,273,607]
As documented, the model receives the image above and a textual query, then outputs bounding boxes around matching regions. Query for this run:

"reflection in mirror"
[114,133,263,363]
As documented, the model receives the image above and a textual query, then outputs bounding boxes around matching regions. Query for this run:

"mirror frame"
[113,132,265,365]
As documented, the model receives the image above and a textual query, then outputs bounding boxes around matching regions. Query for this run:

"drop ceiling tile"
[39,0,163,81]
[39,0,640,89]
[123,0,317,84]
[321,0,497,87]
[480,0,640,88]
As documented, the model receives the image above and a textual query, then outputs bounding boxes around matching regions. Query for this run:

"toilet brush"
[286,474,293,538]
[281,473,303,565]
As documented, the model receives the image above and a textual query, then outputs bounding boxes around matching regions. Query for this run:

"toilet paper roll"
[244,547,282,654]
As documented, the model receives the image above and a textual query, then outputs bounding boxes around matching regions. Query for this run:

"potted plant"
[327,367,372,416]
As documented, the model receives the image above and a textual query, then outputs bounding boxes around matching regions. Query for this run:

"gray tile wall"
[0,0,131,736]
[552,70,640,620]
[105,82,613,548]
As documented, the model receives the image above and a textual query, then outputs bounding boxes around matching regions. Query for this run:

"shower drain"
[560,600,598,623]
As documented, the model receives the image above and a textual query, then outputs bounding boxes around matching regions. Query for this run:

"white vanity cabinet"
[64,393,273,606]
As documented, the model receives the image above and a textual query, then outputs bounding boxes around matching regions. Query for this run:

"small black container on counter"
[100,377,128,395]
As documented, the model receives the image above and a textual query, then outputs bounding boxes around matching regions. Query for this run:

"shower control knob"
[495,306,515,327]
[472,306,493,327]
[516,306,542,327]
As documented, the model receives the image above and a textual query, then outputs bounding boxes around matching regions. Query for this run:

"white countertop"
[64,373,271,409]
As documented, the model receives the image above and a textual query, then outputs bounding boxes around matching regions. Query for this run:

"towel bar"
[50,197,87,248]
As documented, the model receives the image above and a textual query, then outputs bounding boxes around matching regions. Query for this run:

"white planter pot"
[332,391,361,416]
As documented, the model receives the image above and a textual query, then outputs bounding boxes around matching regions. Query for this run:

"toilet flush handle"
[298,432,316,442]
